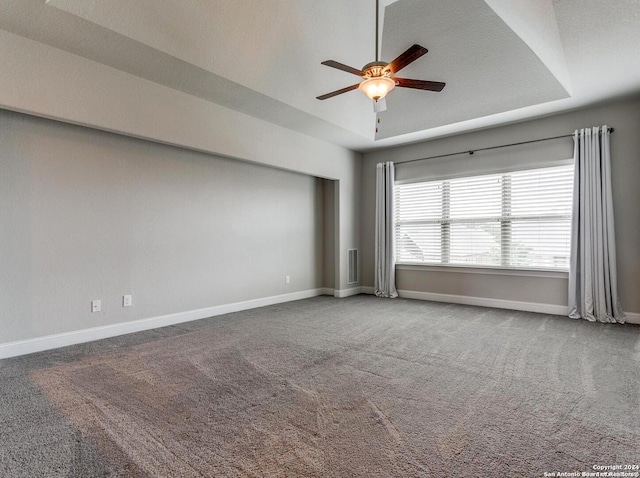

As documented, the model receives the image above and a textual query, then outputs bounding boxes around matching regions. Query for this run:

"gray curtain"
[374,161,398,298]
[568,125,624,323]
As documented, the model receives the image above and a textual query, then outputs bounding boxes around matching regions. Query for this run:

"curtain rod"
[399,127,615,165]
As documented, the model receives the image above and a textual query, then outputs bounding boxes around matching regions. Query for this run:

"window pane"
[449,222,501,266]
[449,174,502,219]
[395,223,441,263]
[395,181,442,222]
[508,219,572,269]
[510,166,573,217]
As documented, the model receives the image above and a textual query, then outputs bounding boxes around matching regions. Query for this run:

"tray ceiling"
[1,0,639,151]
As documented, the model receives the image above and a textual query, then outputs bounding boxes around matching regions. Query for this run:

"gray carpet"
[1,295,639,477]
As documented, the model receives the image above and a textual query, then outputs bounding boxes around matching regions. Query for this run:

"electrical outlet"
[285,275,290,285]
[123,295,133,307]
[91,300,101,312]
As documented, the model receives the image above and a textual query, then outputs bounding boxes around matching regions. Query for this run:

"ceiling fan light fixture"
[358,76,396,101]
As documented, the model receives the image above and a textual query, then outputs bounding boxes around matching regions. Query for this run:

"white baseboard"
[397,289,569,316]
[4,287,636,360]
[321,287,363,298]
[625,312,640,325]
[334,287,362,298]
[397,290,640,323]
[0,288,325,360]
[362,286,640,323]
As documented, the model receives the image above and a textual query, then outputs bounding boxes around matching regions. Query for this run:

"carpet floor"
[1,295,639,477]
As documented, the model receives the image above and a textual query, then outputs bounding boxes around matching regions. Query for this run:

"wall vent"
[347,249,358,284]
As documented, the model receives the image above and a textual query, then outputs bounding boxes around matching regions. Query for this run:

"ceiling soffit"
[10,0,635,150]
[44,0,377,139]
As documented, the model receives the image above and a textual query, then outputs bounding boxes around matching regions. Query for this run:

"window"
[394,164,574,270]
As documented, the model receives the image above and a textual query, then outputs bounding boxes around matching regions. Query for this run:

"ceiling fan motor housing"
[362,61,392,78]
[359,61,396,100]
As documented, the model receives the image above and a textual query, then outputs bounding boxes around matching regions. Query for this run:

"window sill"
[396,263,569,279]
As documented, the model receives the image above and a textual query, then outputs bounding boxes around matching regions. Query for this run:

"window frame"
[394,161,574,274]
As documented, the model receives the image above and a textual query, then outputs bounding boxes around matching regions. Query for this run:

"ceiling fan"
[316,0,445,112]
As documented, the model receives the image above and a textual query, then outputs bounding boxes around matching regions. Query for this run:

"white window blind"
[394,164,574,270]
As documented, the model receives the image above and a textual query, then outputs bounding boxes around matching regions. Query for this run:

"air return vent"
[347,249,358,284]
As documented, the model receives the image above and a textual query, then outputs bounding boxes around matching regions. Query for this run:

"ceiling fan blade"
[316,83,360,100]
[395,78,446,92]
[386,44,429,75]
[321,60,364,77]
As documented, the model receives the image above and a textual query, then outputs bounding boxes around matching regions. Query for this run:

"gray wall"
[362,97,640,313]
[0,109,326,343]
[0,30,361,294]
[322,179,337,290]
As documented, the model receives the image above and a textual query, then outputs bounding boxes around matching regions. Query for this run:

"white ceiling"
[1,0,639,152]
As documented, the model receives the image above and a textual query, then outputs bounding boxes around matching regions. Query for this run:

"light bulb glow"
[358,76,395,100]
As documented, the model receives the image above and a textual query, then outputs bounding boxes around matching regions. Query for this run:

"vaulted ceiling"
[1,0,639,151]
